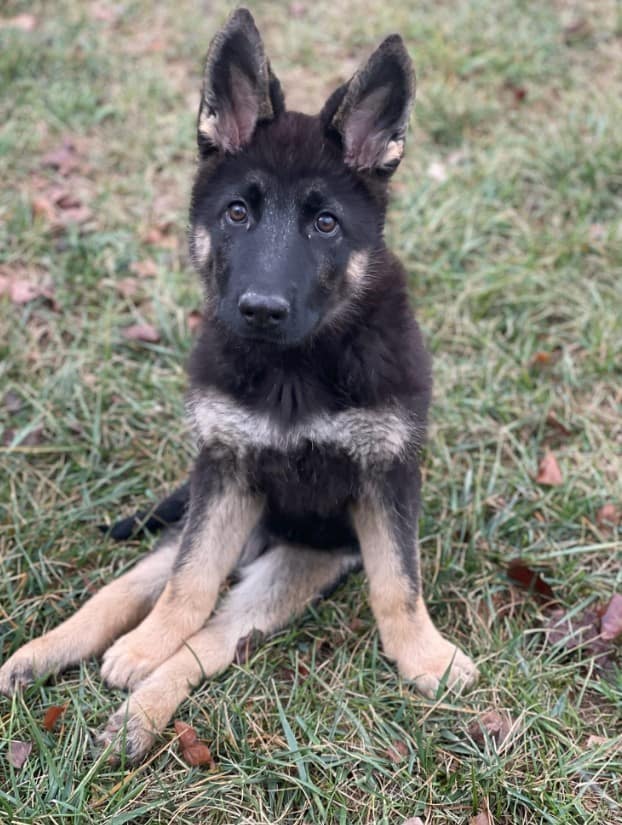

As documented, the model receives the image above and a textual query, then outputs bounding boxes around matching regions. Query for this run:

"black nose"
[238,292,290,329]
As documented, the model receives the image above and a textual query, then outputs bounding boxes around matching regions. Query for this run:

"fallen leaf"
[173,721,215,768]
[130,259,158,278]
[91,3,123,23]
[536,450,563,486]
[122,324,160,343]
[32,195,57,222]
[289,2,306,17]
[142,225,178,250]
[596,503,620,528]
[467,709,513,748]
[0,14,37,31]
[41,141,81,176]
[42,705,66,732]
[563,18,592,43]
[187,309,203,333]
[53,190,82,210]
[600,594,622,642]
[115,278,140,299]
[385,739,409,763]
[507,560,556,603]
[9,280,42,304]
[8,740,32,769]
[545,607,615,672]
[3,391,22,415]
[586,735,608,748]
[531,350,553,366]
[545,412,572,438]
[470,813,493,825]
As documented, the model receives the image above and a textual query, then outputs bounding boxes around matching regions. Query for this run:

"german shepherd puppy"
[0,9,477,762]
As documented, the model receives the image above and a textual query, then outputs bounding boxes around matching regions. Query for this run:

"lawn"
[1,1,621,823]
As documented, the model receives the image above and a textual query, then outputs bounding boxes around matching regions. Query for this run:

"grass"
[1,0,621,822]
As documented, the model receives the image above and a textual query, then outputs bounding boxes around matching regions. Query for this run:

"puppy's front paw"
[399,638,478,698]
[0,640,48,695]
[101,632,164,690]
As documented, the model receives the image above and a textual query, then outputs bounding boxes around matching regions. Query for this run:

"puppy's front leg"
[101,451,262,689]
[352,465,478,697]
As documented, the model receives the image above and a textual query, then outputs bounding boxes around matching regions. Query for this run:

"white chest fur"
[187,389,421,467]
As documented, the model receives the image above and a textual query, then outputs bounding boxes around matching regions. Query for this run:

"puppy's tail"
[99,482,191,541]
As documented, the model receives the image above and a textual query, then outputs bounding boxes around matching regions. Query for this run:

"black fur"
[110,9,430,580]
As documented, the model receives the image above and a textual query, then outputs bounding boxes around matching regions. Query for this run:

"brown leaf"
[130,259,158,278]
[173,721,215,768]
[174,720,198,750]
[43,704,66,732]
[9,280,42,304]
[600,594,622,642]
[182,741,215,767]
[122,324,160,343]
[56,206,92,226]
[586,735,608,748]
[545,412,572,438]
[385,739,409,763]
[0,14,37,31]
[187,309,203,333]
[41,141,81,177]
[507,560,556,603]
[471,813,493,825]
[91,3,123,23]
[563,18,592,43]
[596,503,620,528]
[32,195,57,223]
[8,740,32,769]
[545,606,616,673]
[3,391,22,415]
[467,710,513,748]
[53,190,82,210]
[536,449,563,486]
[115,278,140,299]
[142,224,178,250]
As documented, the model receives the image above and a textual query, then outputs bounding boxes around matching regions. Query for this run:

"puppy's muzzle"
[238,291,290,331]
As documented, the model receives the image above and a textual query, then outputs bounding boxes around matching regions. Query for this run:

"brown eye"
[226,201,248,224]
[315,212,338,235]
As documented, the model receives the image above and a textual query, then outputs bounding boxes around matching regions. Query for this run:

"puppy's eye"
[315,212,338,235]
[226,201,248,224]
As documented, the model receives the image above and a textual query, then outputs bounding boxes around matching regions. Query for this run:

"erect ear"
[321,34,414,174]
[198,8,284,157]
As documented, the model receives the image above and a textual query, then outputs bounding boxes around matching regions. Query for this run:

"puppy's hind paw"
[98,700,158,765]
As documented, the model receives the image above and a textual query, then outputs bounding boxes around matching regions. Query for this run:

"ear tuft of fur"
[321,34,415,175]
[198,8,284,157]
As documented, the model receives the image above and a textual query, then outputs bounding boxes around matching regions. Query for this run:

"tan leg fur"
[0,531,181,695]
[100,486,262,689]
[352,496,478,697]
[99,544,359,762]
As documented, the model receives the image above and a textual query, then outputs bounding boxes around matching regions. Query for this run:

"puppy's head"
[189,8,414,348]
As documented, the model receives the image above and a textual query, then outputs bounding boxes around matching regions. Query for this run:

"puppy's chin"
[216,306,320,350]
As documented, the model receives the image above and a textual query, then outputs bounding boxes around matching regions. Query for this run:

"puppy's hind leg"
[100,544,360,763]
[0,530,181,695]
